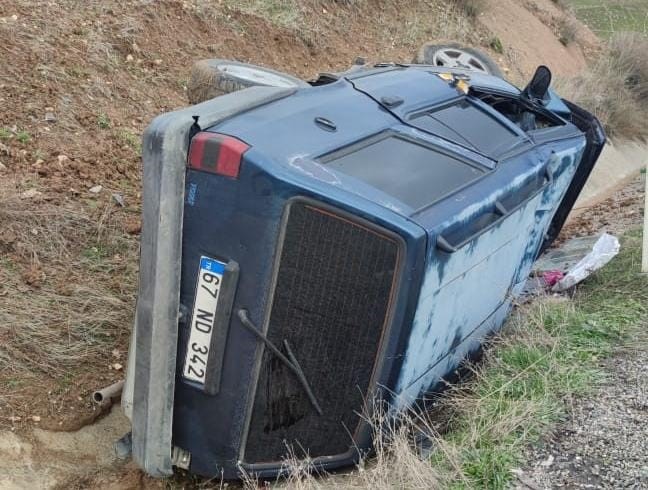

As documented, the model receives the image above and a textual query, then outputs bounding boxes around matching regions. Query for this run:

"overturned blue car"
[121,56,605,479]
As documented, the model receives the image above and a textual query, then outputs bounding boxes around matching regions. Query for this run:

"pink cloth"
[542,270,565,287]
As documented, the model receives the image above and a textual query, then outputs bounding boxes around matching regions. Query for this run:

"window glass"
[423,100,520,155]
[323,136,484,209]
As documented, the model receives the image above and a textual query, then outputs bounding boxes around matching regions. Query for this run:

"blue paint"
[170,64,604,477]
[187,182,198,206]
[393,144,584,407]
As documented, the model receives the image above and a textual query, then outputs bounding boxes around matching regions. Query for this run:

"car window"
[320,135,485,209]
[410,99,520,156]
[473,91,565,132]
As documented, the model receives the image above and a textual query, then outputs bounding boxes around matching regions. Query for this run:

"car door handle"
[436,166,553,254]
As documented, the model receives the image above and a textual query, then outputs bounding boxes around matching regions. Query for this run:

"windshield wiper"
[237,309,323,416]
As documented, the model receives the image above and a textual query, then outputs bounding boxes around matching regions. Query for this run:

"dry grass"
[556,32,648,140]
[235,405,455,489]
[202,0,483,52]
[558,17,578,45]
[0,183,138,423]
[451,0,486,19]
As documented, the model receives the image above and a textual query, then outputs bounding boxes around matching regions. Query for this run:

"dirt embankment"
[480,0,599,82]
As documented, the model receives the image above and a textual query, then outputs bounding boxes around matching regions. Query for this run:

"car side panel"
[395,139,586,406]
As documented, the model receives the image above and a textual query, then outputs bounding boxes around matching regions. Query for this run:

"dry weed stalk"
[557,32,648,140]
[0,190,138,378]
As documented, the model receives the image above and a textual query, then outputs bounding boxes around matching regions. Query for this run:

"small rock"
[31,415,41,422]
[20,188,42,199]
[88,184,103,194]
[112,192,125,207]
[541,454,555,467]
[124,218,141,235]
[111,363,123,371]
[154,58,162,65]
[57,154,69,165]
[9,416,21,422]
[44,112,57,123]
[126,54,134,62]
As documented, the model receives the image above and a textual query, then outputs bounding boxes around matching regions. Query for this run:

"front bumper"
[122,86,296,477]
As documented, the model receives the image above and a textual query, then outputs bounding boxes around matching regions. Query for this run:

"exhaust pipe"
[93,379,125,404]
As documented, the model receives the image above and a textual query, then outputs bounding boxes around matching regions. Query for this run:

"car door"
[386,95,584,405]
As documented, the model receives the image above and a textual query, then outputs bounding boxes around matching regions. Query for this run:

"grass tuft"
[489,37,504,54]
[97,112,111,129]
[558,17,578,45]
[0,127,12,140]
[16,130,31,144]
[451,0,486,19]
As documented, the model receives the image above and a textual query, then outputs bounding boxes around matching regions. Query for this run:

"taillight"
[188,132,250,178]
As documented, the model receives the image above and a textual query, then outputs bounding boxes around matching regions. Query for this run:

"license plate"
[183,256,226,385]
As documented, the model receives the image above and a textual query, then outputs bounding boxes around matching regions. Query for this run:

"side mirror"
[523,65,552,104]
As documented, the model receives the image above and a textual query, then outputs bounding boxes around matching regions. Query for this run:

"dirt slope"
[480,0,599,81]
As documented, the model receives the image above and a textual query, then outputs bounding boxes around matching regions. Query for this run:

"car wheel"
[187,59,310,104]
[413,42,504,78]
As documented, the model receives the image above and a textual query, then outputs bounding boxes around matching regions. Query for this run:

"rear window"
[320,135,484,209]
[411,99,520,155]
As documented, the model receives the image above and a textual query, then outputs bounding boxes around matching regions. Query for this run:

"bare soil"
[480,0,600,83]
[561,174,646,239]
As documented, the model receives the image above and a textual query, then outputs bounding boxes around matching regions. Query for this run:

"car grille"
[243,201,400,463]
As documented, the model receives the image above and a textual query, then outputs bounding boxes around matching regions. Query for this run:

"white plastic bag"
[552,233,620,292]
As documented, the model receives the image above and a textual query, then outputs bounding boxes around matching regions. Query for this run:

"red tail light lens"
[188,132,250,178]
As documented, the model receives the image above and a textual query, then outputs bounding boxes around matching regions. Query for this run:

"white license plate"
[183,256,226,384]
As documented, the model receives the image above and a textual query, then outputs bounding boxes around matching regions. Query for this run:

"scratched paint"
[394,142,585,408]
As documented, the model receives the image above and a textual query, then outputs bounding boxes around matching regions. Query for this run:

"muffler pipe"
[93,379,125,404]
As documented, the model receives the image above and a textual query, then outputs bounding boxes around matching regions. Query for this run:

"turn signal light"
[188,132,250,178]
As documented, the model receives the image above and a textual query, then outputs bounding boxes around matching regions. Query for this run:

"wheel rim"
[431,48,491,75]
[216,63,299,88]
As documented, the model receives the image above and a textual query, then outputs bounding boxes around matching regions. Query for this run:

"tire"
[413,42,504,78]
[187,59,309,104]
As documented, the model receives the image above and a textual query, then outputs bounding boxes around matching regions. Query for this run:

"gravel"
[516,343,648,489]
[514,173,647,489]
